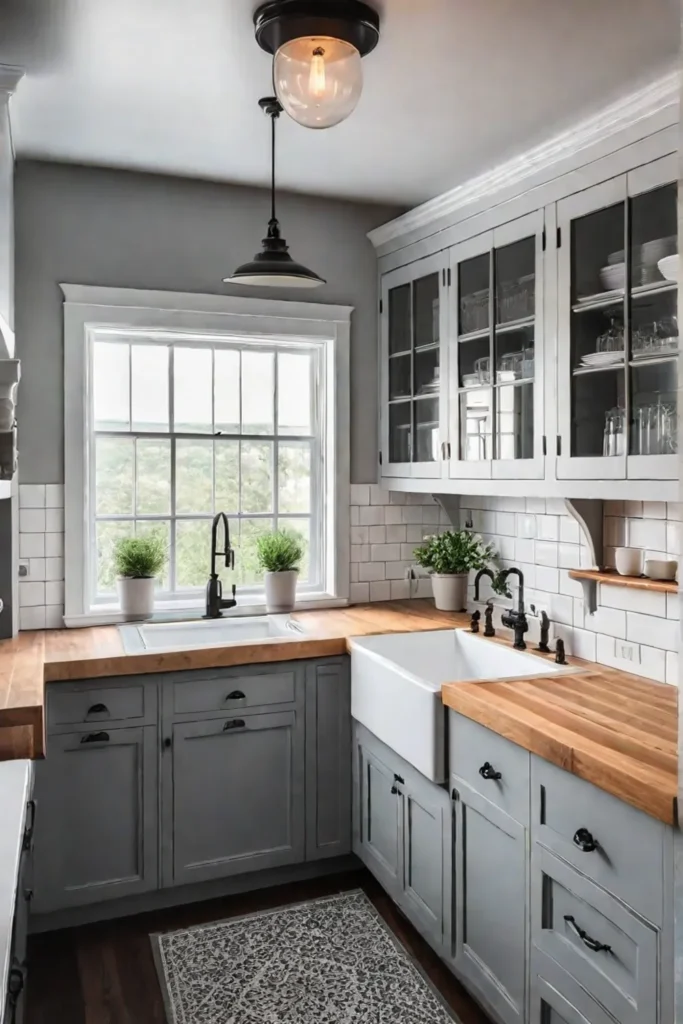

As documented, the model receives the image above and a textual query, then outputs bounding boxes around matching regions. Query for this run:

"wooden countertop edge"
[442,680,677,825]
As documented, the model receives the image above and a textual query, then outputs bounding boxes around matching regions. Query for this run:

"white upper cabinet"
[380,251,449,479]
[447,210,545,481]
[556,154,678,483]
[378,150,677,498]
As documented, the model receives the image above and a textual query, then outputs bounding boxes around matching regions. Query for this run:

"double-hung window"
[63,287,351,625]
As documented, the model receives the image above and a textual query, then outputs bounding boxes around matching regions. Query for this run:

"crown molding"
[369,68,680,252]
[0,65,24,98]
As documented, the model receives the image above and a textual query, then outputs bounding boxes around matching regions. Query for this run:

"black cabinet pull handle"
[81,731,110,744]
[22,799,36,851]
[225,690,246,701]
[163,737,172,750]
[394,773,404,784]
[479,762,502,781]
[573,827,598,852]
[564,915,612,954]
[24,888,34,903]
[86,702,109,716]
[7,966,25,1002]
[223,719,246,731]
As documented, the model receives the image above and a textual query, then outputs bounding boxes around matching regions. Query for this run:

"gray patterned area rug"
[151,889,459,1024]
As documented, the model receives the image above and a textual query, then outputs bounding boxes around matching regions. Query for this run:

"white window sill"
[63,594,349,629]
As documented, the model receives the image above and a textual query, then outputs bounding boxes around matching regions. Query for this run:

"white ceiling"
[0,0,679,206]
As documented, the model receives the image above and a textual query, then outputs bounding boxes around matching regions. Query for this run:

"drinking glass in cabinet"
[414,274,440,349]
[573,310,624,370]
[632,316,679,360]
[459,389,492,461]
[414,397,439,463]
[414,348,440,395]
[459,253,490,336]
[572,202,625,302]
[602,408,625,457]
[389,284,411,355]
[572,367,625,457]
[458,335,489,388]
[630,182,677,288]
[496,382,534,459]
[389,353,411,400]
[389,403,411,463]
[474,356,491,384]
[631,360,678,455]
[495,237,535,325]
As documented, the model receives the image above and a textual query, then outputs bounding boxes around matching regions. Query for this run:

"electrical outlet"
[18,561,29,578]
[616,641,640,664]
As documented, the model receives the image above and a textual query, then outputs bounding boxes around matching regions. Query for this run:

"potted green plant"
[256,529,304,613]
[413,530,506,612]
[113,536,167,620]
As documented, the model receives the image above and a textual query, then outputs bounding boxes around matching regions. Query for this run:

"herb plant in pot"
[256,529,304,613]
[113,536,167,620]
[413,530,502,612]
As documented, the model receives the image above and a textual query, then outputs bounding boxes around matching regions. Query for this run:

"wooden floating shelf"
[569,568,678,594]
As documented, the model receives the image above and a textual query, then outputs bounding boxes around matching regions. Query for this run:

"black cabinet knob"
[86,702,109,716]
[223,719,246,731]
[390,785,398,795]
[479,761,502,781]
[81,731,110,744]
[225,690,246,701]
[573,827,598,852]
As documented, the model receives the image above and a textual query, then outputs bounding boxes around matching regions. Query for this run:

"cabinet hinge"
[378,450,383,466]
[542,435,547,456]
[447,267,452,286]
[556,227,562,248]
[379,298,383,315]
[556,435,562,456]
[542,229,546,252]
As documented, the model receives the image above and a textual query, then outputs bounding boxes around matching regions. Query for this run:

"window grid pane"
[92,337,319,600]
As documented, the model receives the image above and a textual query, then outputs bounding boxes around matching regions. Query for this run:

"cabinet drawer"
[533,846,657,1024]
[173,669,296,715]
[449,712,529,825]
[532,755,665,924]
[531,947,621,1024]
[48,683,147,727]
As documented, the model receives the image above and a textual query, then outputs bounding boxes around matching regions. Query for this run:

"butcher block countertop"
[0,600,677,823]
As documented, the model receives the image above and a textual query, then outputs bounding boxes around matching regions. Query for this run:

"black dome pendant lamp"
[224,97,325,288]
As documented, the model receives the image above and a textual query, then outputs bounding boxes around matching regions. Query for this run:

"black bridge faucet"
[204,512,237,619]
[499,567,528,650]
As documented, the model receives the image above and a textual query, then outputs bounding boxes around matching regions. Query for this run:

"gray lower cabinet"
[33,725,158,913]
[353,722,451,952]
[531,947,618,1024]
[451,776,527,1024]
[164,709,305,886]
[305,659,351,860]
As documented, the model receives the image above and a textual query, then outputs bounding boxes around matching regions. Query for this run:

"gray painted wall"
[14,160,400,484]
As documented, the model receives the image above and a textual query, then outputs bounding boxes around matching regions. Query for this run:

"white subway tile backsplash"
[369,581,391,601]
[28,558,46,581]
[46,581,65,605]
[642,501,667,520]
[560,517,580,544]
[515,538,535,563]
[667,502,681,521]
[546,499,568,516]
[536,516,559,541]
[359,505,384,527]
[535,566,559,593]
[401,506,424,525]
[603,584,667,617]
[350,526,369,546]
[548,593,574,626]
[19,508,46,533]
[516,514,536,539]
[666,522,680,555]
[368,525,386,544]
[45,484,64,508]
[572,628,597,661]
[349,505,359,526]
[628,517,666,552]
[558,544,581,570]
[604,500,624,516]
[371,544,401,562]
[20,606,46,631]
[384,505,403,525]
[526,498,546,514]
[45,557,65,581]
[369,485,389,505]
[349,583,369,603]
[19,484,46,508]
[45,508,65,533]
[535,541,558,567]
[667,593,680,620]
[582,605,627,639]
[386,524,407,544]
[385,561,410,580]
[350,484,370,505]
[624,501,642,517]
[45,605,64,629]
[350,563,359,583]
[604,517,626,547]
[559,572,584,599]
[422,505,440,525]
[666,650,678,686]
[639,645,667,684]
[20,581,45,607]
[496,512,516,537]
[389,491,406,505]
[497,537,516,560]
[45,533,64,557]
[406,525,424,543]
[358,562,386,583]
[19,533,45,558]
[626,612,678,652]
[390,580,410,600]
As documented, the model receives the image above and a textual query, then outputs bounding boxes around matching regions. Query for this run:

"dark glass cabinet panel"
[386,270,440,464]
[568,183,677,459]
[456,235,536,462]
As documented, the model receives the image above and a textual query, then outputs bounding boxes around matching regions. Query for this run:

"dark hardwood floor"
[25,869,492,1024]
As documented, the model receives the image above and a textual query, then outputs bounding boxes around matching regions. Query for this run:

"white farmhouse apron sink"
[349,629,573,783]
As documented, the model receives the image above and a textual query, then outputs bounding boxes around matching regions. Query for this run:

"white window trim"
[62,284,352,627]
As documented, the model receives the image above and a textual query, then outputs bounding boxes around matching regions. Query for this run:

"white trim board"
[369,68,680,256]
[0,66,24,98]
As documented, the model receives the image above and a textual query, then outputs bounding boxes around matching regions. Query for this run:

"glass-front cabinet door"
[380,252,448,478]
[448,210,545,480]
[556,155,678,481]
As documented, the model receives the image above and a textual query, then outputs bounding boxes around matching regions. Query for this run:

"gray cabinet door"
[166,710,305,887]
[33,726,158,913]
[400,769,451,954]
[354,734,402,900]
[305,659,351,860]
[452,776,527,1024]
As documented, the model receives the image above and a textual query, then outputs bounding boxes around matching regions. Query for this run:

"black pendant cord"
[260,97,282,240]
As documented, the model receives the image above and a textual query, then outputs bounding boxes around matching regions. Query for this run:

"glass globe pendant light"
[224,97,325,287]
[254,1,380,130]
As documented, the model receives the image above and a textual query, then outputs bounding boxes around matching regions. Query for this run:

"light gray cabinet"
[164,710,305,887]
[353,722,451,952]
[305,659,351,860]
[33,725,158,913]
[451,777,527,1024]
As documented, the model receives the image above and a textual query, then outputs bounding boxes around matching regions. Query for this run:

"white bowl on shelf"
[599,263,625,291]
[644,559,677,582]
[657,254,678,283]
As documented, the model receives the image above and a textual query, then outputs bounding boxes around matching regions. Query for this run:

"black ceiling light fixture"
[224,96,325,288]
[254,0,380,129]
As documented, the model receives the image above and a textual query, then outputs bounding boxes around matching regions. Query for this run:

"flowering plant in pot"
[413,530,508,612]
[113,536,167,621]
[256,529,304,613]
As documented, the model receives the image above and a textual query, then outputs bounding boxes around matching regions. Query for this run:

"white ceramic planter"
[264,570,298,613]
[430,573,468,612]
[117,576,156,620]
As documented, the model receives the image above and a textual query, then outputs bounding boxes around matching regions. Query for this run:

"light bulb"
[274,36,363,129]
